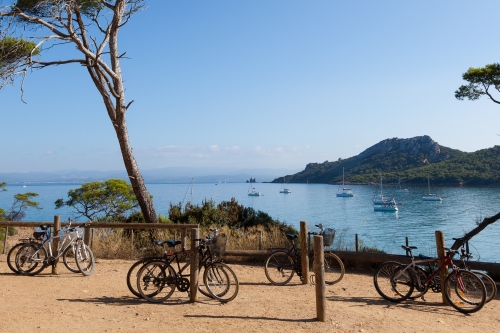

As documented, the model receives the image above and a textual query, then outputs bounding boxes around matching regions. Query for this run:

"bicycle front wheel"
[264,251,295,285]
[15,244,48,276]
[373,261,414,302]
[204,262,239,303]
[62,244,80,273]
[472,270,497,303]
[137,260,177,303]
[74,242,95,276]
[323,253,345,285]
[445,270,486,313]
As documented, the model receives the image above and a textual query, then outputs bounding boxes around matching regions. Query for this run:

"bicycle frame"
[29,226,82,263]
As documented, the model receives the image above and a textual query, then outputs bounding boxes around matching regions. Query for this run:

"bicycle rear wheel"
[264,251,295,285]
[15,244,48,276]
[445,270,486,313]
[323,253,345,285]
[471,271,497,303]
[7,243,27,274]
[373,261,414,302]
[137,260,177,303]
[74,242,95,276]
[204,262,239,303]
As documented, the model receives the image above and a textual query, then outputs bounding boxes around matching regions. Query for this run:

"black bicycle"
[135,231,239,303]
[264,224,345,285]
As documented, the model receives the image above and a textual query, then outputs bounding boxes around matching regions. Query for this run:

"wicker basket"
[323,228,335,247]
[210,233,227,257]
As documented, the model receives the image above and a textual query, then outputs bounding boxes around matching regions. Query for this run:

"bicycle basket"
[323,228,335,247]
[210,233,227,257]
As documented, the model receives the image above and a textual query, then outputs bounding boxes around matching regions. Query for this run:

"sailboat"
[373,173,395,205]
[336,167,354,197]
[279,177,291,194]
[395,177,409,193]
[248,180,263,196]
[422,175,442,201]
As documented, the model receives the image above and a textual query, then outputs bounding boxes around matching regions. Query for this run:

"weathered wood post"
[405,236,409,256]
[51,215,61,275]
[190,228,199,302]
[355,234,359,252]
[258,230,263,250]
[84,224,92,247]
[300,221,309,285]
[435,230,448,304]
[181,228,187,249]
[314,234,326,322]
[2,227,7,254]
[130,230,134,260]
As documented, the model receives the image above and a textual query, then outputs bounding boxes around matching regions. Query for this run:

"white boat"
[373,173,393,204]
[374,201,398,212]
[422,176,442,201]
[336,167,354,197]
[248,181,263,196]
[395,177,409,193]
[279,177,291,194]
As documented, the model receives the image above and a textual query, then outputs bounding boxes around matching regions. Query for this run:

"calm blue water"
[2,182,500,262]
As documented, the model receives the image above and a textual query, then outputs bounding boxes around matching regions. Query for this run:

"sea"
[2,182,500,263]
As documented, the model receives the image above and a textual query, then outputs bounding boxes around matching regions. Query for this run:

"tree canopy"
[455,63,500,104]
[55,178,140,221]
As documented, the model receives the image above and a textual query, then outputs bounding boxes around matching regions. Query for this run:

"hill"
[272,135,500,186]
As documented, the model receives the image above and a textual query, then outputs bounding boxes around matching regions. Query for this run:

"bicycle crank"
[176,278,190,292]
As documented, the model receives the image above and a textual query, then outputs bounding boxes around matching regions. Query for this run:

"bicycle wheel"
[137,260,177,303]
[15,244,48,276]
[62,244,80,273]
[444,270,486,313]
[264,251,295,285]
[204,262,239,302]
[126,258,162,298]
[471,271,497,303]
[197,265,216,298]
[373,261,414,302]
[7,243,28,274]
[323,253,345,285]
[74,242,95,276]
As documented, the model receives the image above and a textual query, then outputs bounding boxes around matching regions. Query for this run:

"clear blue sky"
[1,1,500,173]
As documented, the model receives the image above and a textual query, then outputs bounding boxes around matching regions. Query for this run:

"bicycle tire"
[126,257,163,298]
[15,243,48,276]
[62,244,80,273]
[137,260,177,303]
[7,243,27,274]
[74,242,95,276]
[444,270,486,313]
[264,251,295,285]
[204,262,239,302]
[323,253,345,285]
[373,261,414,302]
[471,270,497,303]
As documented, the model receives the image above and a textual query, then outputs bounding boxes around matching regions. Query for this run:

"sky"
[1,0,500,174]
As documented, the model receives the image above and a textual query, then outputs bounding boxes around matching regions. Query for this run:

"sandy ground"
[0,254,499,333]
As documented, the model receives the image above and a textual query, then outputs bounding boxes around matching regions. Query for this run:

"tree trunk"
[450,211,500,253]
[114,117,158,224]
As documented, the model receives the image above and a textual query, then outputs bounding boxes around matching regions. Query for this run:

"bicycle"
[7,231,48,274]
[264,224,345,286]
[15,221,95,276]
[136,231,239,303]
[126,229,222,299]
[373,245,487,314]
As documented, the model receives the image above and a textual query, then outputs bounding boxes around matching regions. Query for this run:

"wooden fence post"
[51,216,61,275]
[405,237,409,256]
[300,221,309,285]
[314,235,326,322]
[355,234,359,252]
[130,230,134,260]
[435,230,448,304]
[190,228,199,302]
[2,227,7,254]
[84,224,91,247]
[258,230,263,250]
[181,228,187,249]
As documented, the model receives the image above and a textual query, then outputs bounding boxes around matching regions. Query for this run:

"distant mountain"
[0,167,300,184]
[272,136,500,186]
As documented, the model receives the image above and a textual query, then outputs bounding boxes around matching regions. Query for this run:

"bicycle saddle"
[286,234,298,240]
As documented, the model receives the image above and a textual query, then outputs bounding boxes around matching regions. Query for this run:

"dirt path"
[0,257,499,333]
